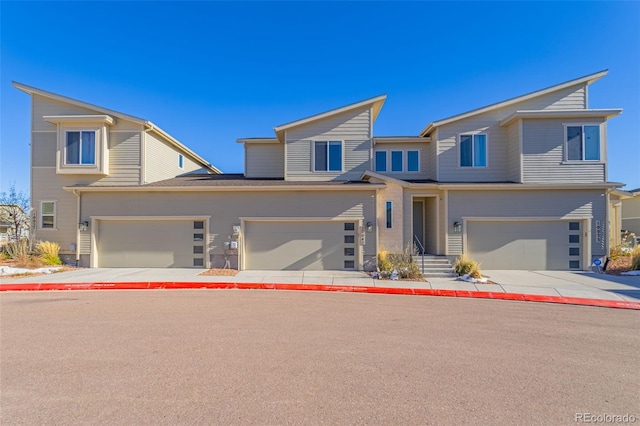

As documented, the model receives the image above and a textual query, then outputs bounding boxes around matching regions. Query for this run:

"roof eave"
[499,109,623,127]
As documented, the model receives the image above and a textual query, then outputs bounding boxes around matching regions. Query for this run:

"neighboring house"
[616,188,640,237]
[13,70,623,271]
[0,221,11,245]
[0,204,29,243]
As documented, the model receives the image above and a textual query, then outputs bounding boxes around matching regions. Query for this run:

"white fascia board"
[433,182,624,190]
[13,81,146,124]
[273,95,387,142]
[44,115,115,125]
[499,109,623,127]
[236,138,280,144]
[63,183,385,193]
[360,170,409,187]
[373,136,431,144]
[418,70,609,136]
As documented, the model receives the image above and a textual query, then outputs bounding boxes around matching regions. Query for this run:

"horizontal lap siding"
[96,132,141,185]
[80,190,377,259]
[446,189,606,256]
[373,143,430,180]
[245,143,284,178]
[429,130,438,180]
[507,122,521,182]
[522,118,605,183]
[145,132,202,183]
[32,132,57,167]
[436,84,587,183]
[285,107,371,181]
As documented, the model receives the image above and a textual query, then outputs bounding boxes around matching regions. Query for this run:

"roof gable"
[273,95,386,142]
[419,70,608,136]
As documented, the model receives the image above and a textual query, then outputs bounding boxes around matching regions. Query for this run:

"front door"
[412,200,425,253]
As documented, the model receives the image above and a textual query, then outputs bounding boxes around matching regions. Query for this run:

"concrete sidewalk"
[1,267,639,309]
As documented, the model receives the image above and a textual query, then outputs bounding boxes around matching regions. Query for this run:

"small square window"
[193,258,204,267]
[569,247,580,256]
[344,235,355,244]
[194,233,204,241]
[344,260,355,269]
[194,221,204,230]
[344,248,355,256]
[569,222,580,231]
[193,246,204,254]
[569,235,580,244]
[569,260,580,269]
[344,223,355,231]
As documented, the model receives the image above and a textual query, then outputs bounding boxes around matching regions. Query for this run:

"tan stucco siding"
[522,118,606,183]
[285,107,372,181]
[245,143,284,178]
[376,182,404,252]
[446,189,607,257]
[622,196,640,235]
[79,189,377,269]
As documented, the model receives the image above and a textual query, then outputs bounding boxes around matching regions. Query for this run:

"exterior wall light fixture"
[453,221,462,233]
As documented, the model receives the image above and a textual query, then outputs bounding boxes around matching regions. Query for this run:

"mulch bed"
[198,268,238,277]
[604,256,633,275]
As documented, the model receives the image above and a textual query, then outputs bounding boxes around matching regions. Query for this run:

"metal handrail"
[413,235,425,272]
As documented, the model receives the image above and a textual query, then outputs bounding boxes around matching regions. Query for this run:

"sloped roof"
[12,81,221,174]
[419,70,609,136]
[273,95,387,142]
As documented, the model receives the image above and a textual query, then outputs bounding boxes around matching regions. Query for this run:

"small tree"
[0,183,30,242]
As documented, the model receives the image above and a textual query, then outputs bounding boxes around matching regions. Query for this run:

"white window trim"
[178,154,184,169]
[374,149,421,173]
[562,123,603,162]
[458,133,488,168]
[312,140,344,172]
[63,129,98,166]
[386,201,393,229]
[56,123,108,175]
[40,200,57,231]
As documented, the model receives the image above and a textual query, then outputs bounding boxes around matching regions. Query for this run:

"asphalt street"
[1,290,638,425]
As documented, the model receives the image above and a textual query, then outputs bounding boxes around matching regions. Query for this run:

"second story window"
[566,125,600,161]
[65,131,96,165]
[314,141,342,172]
[391,151,403,172]
[407,151,419,172]
[375,151,387,172]
[179,154,184,169]
[460,134,487,167]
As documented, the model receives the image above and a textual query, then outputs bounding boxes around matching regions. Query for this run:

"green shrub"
[378,251,393,271]
[453,254,481,277]
[36,241,62,266]
[631,246,640,271]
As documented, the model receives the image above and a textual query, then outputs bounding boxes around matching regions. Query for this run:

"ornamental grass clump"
[36,241,62,266]
[631,246,640,271]
[377,245,421,279]
[453,254,481,277]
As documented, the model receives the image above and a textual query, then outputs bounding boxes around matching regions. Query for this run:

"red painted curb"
[1,281,639,310]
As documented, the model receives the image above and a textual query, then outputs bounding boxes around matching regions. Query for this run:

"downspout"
[74,189,80,267]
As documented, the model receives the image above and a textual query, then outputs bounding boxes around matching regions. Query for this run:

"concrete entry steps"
[417,255,457,278]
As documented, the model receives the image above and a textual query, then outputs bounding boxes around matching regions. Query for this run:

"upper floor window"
[386,201,393,228]
[460,134,487,167]
[179,154,184,169]
[566,125,600,161]
[314,141,342,172]
[65,131,95,165]
[40,201,56,230]
[374,150,420,173]
[375,151,387,172]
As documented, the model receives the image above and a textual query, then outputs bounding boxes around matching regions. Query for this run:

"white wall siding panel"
[446,189,607,257]
[428,131,438,181]
[285,107,372,181]
[522,118,605,183]
[373,143,429,180]
[245,143,284,178]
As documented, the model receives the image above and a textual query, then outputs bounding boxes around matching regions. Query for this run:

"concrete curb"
[1,281,639,310]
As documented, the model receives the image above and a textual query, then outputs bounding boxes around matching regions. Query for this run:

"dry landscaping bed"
[199,268,238,277]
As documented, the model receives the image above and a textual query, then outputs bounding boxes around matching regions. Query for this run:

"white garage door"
[244,221,357,270]
[467,220,583,270]
[97,220,205,268]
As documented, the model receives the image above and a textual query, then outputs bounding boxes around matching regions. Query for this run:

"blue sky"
[1,1,639,195]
